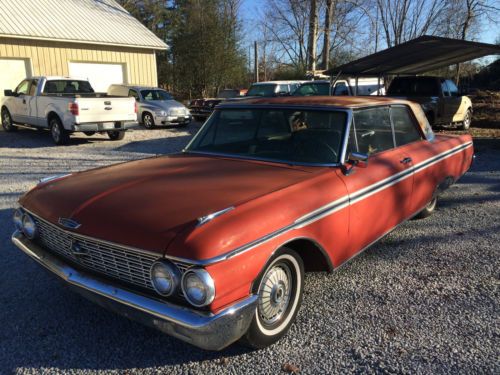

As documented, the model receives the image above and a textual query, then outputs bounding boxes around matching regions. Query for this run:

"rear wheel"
[84,131,96,136]
[460,109,472,130]
[49,116,69,145]
[242,248,304,349]
[107,130,125,141]
[415,196,437,219]
[1,108,17,132]
[142,112,155,129]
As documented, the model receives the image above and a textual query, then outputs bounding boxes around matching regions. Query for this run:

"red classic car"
[11,96,474,350]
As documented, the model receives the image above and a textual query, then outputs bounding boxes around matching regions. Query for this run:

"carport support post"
[354,76,358,95]
[254,41,259,82]
[377,75,381,96]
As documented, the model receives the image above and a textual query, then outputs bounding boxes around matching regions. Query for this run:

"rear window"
[294,82,330,96]
[43,80,94,94]
[388,77,439,96]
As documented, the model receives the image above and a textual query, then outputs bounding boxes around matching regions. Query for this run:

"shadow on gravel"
[0,128,115,148]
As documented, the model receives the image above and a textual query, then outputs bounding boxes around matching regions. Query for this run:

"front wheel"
[460,109,472,130]
[142,112,155,129]
[107,130,125,141]
[1,108,17,132]
[242,248,304,349]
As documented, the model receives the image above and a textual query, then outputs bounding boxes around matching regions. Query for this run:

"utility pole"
[254,41,259,82]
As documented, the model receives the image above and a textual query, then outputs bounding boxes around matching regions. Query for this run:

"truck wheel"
[107,130,125,141]
[415,196,437,219]
[84,131,96,136]
[142,113,155,129]
[242,248,304,349]
[460,109,472,130]
[1,108,17,132]
[49,117,69,145]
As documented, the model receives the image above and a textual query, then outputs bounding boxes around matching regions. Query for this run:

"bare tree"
[321,0,335,69]
[307,0,319,71]
[374,0,446,47]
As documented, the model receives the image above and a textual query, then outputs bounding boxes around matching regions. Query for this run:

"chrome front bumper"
[11,231,257,351]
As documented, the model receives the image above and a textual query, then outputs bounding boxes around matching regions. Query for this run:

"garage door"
[68,62,125,93]
[0,58,30,98]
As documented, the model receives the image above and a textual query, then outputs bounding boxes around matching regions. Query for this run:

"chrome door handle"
[400,157,412,164]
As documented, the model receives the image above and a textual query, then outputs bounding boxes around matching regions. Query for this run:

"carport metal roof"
[326,35,500,76]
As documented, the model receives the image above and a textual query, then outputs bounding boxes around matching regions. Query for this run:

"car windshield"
[43,80,94,94]
[387,77,440,96]
[293,82,330,96]
[186,108,348,165]
[140,90,173,101]
[247,84,276,97]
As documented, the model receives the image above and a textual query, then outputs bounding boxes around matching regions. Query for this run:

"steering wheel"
[294,137,338,162]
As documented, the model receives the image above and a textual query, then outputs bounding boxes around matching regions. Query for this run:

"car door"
[390,105,440,215]
[26,78,40,126]
[443,80,463,122]
[10,79,31,123]
[340,106,414,260]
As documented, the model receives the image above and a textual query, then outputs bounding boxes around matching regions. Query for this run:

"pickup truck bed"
[1,76,137,144]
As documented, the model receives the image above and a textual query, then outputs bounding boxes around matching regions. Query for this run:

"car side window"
[277,84,289,94]
[333,82,349,96]
[353,107,394,155]
[441,80,450,97]
[129,89,140,101]
[446,80,459,97]
[15,80,30,95]
[391,106,422,146]
[29,79,38,96]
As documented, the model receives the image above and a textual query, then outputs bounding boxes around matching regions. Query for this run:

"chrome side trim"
[11,231,258,351]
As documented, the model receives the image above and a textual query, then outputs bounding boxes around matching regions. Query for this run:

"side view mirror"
[4,89,14,97]
[342,152,369,175]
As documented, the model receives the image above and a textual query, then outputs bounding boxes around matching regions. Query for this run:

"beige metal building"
[0,0,167,96]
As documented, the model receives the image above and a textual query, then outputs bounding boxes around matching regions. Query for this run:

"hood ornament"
[197,207,234,227]
[58,217,81,229]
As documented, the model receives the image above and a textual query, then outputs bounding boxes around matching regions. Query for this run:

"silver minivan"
[108,85,191,128]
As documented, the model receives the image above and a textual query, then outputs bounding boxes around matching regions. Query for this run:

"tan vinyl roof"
[0,0,167,50]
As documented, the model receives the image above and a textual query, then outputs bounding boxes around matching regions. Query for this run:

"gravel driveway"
[0,126,498,374]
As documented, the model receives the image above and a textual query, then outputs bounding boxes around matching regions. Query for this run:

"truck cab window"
[29,80,39,96]
[15,80,30,95]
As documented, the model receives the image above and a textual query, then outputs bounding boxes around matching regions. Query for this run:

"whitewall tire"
[242,248,304,348]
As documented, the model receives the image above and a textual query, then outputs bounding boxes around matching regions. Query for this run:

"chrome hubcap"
[144,115,152,127]
[258,263,292,325]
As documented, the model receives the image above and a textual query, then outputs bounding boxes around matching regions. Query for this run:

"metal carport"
[326,35,500,77]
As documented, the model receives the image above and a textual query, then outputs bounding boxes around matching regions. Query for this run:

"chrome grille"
[33,216,190,292]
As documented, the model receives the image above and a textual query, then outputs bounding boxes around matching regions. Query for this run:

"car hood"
[20,154,317,255]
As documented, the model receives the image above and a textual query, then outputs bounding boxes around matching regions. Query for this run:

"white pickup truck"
[1,77,137,144]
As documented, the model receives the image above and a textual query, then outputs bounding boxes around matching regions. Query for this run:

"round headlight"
[13,208,24,230]
[181,268,215,307]
[21,214,37,239]
[150,260,181,297]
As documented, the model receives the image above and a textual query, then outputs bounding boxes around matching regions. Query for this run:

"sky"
[239,0,499,45]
